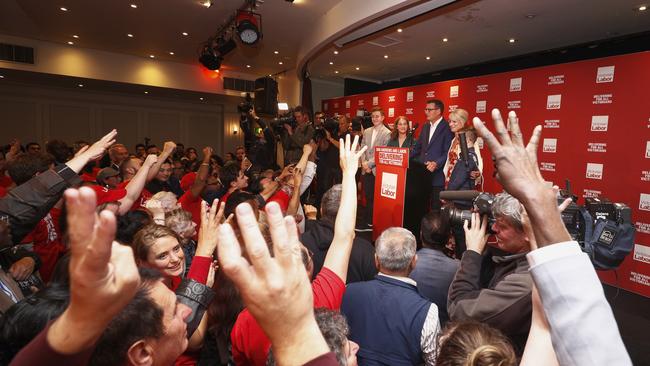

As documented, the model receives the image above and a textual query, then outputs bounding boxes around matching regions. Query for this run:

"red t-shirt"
[117,179,152,211]
[21,208,64,283]
[0,174,13,188]
[231,267,345,366]
[266,189,290,214]
[0,186,6,198]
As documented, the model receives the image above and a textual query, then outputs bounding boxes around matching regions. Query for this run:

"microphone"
[440,190,481,201]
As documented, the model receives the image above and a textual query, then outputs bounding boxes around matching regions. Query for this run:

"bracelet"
[201,163,209,166]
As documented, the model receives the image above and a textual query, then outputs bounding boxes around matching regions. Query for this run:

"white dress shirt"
[428,117,443,144]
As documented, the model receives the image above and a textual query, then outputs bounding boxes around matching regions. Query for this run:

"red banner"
[324,51,650,298]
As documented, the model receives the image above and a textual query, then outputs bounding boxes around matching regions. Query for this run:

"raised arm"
[146,141,176,182]
[322,135,367,282]
[188,147,213,199]
[11,187,140,365]
[118,154,157,214]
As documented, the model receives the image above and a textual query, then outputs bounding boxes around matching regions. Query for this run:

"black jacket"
[301,219,377,284]
[0,164,81,248]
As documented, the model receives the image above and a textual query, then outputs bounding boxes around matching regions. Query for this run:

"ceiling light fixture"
[149,54,155,58]
[77,84,83,87]
[67,41,74,45]
[397,28,403,32]
[334,71,339,74]
[278,61,283,65]
[72,35,79,38]
[236,10,262,45]
[169,51,175,55]
[60,7,68,11]
[274,50,279,54]
[443,38,448,42]
[0,75,4,79]
[130,4,138,8]
[333,50,339,55]
[202,0,213,8]
[199,46,223,70]
[426,56,431,60]
[640,5,647,11]
[182,32,189,36]
[355,67,360,70]
[329,61,333,65]
[384,55,388,59]
[246,64,251,68]
[509,38,516,43]
[144,91,149,94]
[200,97,204,101]
[127,33,134,37]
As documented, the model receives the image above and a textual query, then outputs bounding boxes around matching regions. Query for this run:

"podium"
[372,147,410,240]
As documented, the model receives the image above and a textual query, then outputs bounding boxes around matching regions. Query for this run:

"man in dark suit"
[411,99,454,211]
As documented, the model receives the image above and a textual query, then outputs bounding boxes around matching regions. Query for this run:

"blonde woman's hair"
[436,321,516,366]
[449,108,469,125]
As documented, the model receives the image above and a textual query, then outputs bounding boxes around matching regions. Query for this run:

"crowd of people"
[0,102,632,366]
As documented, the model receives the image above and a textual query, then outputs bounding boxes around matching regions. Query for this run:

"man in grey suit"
[358,107,391,232]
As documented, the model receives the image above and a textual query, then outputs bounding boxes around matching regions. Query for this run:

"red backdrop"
[323,51,650,298]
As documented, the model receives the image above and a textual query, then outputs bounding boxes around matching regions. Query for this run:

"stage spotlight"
[236,11,261,45]
[199,46,223,70]
[216,37,237,57]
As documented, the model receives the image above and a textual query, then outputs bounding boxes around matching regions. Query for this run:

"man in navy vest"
[410,99,454,211]
[341,228,440,366]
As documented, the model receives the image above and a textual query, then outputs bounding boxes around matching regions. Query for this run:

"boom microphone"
[440,190,481,201]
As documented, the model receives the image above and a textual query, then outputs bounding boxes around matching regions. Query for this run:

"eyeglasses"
[424,108,439,112]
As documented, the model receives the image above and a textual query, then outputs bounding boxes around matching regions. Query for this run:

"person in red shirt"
[178,147,221,236]
[230,135,366,365]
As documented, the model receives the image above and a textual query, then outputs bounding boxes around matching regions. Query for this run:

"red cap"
[180,172,197,191]
[90,185,127,205]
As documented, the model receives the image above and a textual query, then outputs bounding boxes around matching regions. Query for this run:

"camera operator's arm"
[325,130,340,149]
[473,108,631,366]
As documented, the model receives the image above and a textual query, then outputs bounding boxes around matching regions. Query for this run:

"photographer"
[447,192,533,354]
[280,106,314,165]
[245,109,276,173]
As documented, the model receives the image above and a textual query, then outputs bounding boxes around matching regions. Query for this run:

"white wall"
[311,78,344,115]
[0,82,245,157]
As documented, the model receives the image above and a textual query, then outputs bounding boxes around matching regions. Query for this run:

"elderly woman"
[443,108,483,190]
[442,108,483,257]
[387,116,416,148]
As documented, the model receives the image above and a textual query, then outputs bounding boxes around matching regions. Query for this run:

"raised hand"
[463,212,489,254]
[217,202,329,364]
[202,146,214,160]
[47,186,140,353]
[196,199,225,257]
[143,153,158,167]
[472,109,544,202]
[473,108,571,247]
[339,134,367,176]
[163,141,177,154]
[83,129,118,161]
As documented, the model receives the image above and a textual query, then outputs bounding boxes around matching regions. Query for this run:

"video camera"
[313,117,340,143]
[237,93,254,116]
[440,182,635,270]
[269,112,297,135]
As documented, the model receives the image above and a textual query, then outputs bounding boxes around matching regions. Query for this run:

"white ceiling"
[0,0,649,86]
[309,0,650,83]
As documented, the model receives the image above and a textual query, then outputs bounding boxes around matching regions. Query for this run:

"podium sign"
[372,147,410,240]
